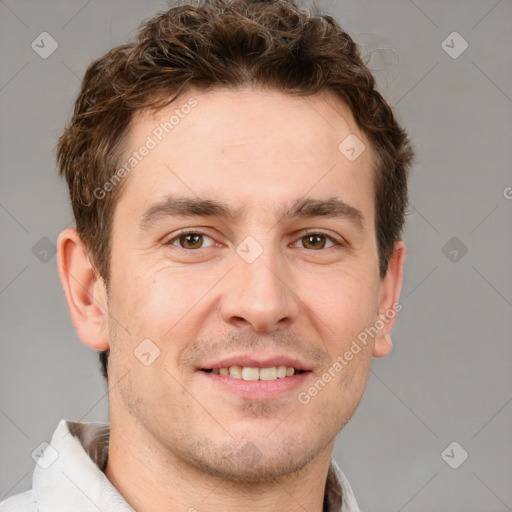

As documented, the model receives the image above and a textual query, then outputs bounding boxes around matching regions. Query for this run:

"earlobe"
[372,240,406,358]
[373,333,393,357]
[57,228,110,351]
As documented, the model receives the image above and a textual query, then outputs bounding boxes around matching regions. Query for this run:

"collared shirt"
[0,419,361,512]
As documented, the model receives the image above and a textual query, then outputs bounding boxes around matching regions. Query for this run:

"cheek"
[106,269,193,414]
[110,265,175,335]
[303,269,378,406]
[305,267,379,344]
[108,265,216,366]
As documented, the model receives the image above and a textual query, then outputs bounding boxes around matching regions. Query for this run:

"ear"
[57,228,110,351]
[372,240,406,358]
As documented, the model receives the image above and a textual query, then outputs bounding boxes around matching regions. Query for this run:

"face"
[95,87,401,482]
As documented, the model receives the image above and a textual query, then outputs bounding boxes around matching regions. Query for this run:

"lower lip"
[199,371,312,400]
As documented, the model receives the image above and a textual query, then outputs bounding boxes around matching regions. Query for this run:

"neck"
[104,412,334,512]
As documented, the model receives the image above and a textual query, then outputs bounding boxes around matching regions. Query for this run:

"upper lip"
[199,354,313,371]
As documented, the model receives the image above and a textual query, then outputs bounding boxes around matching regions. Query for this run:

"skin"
[57,86,405,512]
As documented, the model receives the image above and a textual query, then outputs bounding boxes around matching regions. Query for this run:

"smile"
[201,366,308,381]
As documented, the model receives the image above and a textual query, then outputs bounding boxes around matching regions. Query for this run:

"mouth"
[197,355,314,399]
[201,366,309,381]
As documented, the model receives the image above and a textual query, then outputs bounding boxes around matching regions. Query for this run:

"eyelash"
[164,229,345,251]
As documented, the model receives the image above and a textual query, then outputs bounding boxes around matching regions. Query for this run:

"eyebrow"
[138,194,365,232]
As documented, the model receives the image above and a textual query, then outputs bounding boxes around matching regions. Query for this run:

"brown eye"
[295,232,341,250]
[179,233,203,249]
[302,234,327,250]
[167,231,215,250]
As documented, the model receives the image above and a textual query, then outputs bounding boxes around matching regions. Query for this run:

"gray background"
[1,0,511,510]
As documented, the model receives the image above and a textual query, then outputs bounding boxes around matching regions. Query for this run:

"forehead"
[117,86,375,227]
[131,86,367,158]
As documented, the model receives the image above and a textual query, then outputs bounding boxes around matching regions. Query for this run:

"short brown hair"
[57,0,415,382]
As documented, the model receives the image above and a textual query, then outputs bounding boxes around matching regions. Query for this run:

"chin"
[179,430,328,484]
[192,449,315,484]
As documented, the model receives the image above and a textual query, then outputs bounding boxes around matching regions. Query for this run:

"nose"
[219,246,299,333]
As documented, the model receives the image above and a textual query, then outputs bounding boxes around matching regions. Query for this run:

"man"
[1,0,414,510]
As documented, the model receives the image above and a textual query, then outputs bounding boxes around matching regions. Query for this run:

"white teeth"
[259,367,277,380]
[241,367,260,381]
[214,366,298,380]
[276,365,287,378]
[229,366,242,379]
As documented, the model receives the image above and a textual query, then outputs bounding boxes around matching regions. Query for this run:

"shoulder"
[0,490,38,511]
